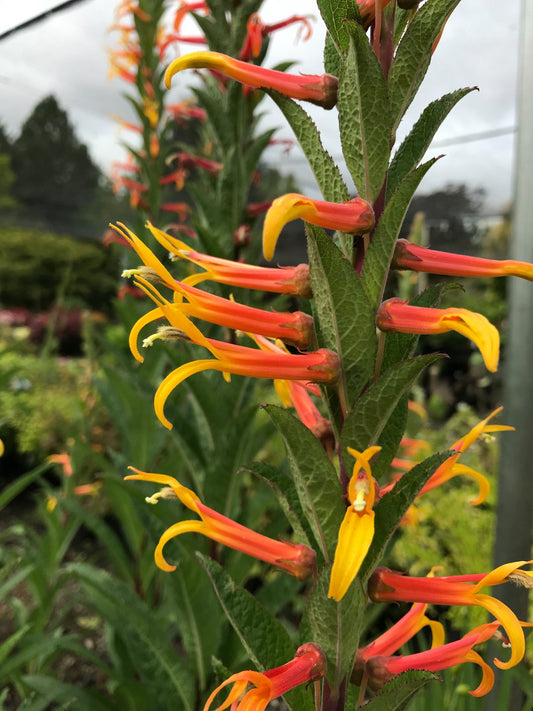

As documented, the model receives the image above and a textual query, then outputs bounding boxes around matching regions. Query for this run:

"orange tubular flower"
[328,446,381,602]
[376,297,500,373]
[114,223,314,348]
[393,239,533,282]
[263,193,374,261]
[365,622,500,697]
[204,643,326,711]
[164,51,339,110]
[368,561,533,670]
[380,407,513,505]
[125,469,316,580]
[144,221,312,296]
[357,0,394,28]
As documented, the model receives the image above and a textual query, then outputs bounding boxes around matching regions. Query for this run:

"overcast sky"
[0,0,521,212]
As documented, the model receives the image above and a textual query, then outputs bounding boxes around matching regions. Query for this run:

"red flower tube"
[393,239,533,282]
[164,51,339,110]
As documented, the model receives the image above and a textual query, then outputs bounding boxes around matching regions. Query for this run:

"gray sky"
[0,1,521,212]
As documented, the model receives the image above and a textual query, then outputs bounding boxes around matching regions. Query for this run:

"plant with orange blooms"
[105,1,533,709]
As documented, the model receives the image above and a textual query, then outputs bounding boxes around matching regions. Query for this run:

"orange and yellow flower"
[165,51,339,110]
[328,446,381,601]
[393,239,533,282]
[204,643,326,711]
[368,561,533,669]
[376,297,500,372]
[125,469,316,580]
[263,193,374,261]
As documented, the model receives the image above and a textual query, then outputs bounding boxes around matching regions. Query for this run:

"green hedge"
[0,227,119,311]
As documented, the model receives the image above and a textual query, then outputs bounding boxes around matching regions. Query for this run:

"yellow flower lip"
[377,298,500,373]
[262,193,374,261]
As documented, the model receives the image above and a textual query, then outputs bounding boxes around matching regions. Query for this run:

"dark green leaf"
[372,396,409,480]
[387,88,476,198]
[21,676,114,711]
[362,669,441,710]
[268,94,348,203]
[324,32,342,77]
[307,224,377,409]
[242,461,313,548]
[362,159,438,307]
[199,556,314,711]
[70,564,196,711]
[264,405,344,562]
[361,451,451,580]
[338,23,391,201]
[389,0,462,131]
[0,462,48,512]
[306,566,365,684]
[341,354,442,454]
[316,0,361,52]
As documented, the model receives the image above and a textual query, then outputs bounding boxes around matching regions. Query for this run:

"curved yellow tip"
[164,51,231,89]
[263,194,316,261]
[441,309,500,373]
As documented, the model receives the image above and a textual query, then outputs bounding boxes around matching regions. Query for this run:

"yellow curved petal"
[449,463,490,505]
[328,510,374,601]
[203,672,270,711]
[263,194,317,261]
[274,379,292,407]
[440,310,500,372]
[474,593,525,669]
[464,650,495,697]
[129,307,163,362]
[426,617,446,648]
[165,51,233,88]
[474,560,532,591]
[155,520,206,571]
[125,467,200,511]
[154,360,230,429]
[114,222,176,287]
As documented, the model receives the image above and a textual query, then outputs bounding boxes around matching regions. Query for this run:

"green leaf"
[0,462,48,511]
[372,396,409,480]
[70,564,196,711]
[387,88,476,198]
[306,566,365,684]
[362,670,441,711]
[389,0,462,132]
[242,461,313,548]
[324,32,342,77]
[22,676,114,711]
[199,555,314,711]
[316,0,361,52]
[362,159,438,307]
[264,405,344,562]
[307,224,377,408]
[341,354,442,454]
[268,94,348,203]
[361,451,451,580]
[338,23,391,201]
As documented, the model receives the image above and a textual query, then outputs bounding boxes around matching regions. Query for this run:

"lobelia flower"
[203,643,326,711]
[114,223,315,348]
[252,335,334,446]
[125,469,316,580]
[164,51,339,110]
[263,193,375,261]
[376,297,500,372]
[380,407,513,505]
[328,446,382,602]
[364,622,501,697]
[145,221,313,296]
[239,13,313,61]
[125,281,339,429]
[368,561,533,669]
[393,239,533,282]
[357,0,394,28]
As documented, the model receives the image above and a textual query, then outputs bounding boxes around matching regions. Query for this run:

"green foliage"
[0,227,119,311]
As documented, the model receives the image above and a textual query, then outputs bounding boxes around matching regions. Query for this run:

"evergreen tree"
[11,95,100,223]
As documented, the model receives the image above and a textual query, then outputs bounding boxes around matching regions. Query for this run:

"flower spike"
[204,643,326,711]
[328,446,381,601]
[393,239,533,282]
[263,193,374,261]
[126,469,316,580]
[377,297,500,372]
[165,51,339,109]
[368,561,533,669]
